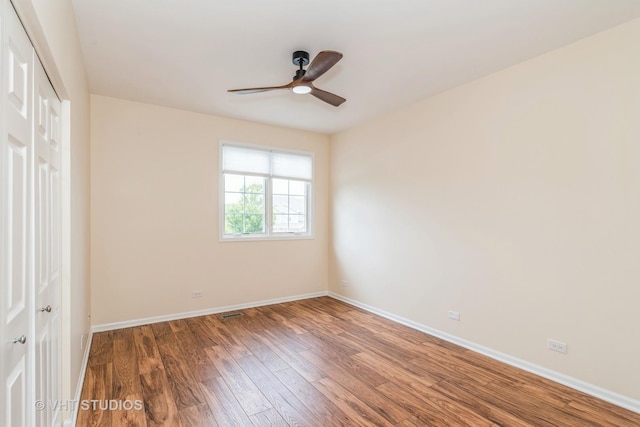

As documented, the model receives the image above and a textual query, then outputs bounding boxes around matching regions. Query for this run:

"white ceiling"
[72,0,640,135]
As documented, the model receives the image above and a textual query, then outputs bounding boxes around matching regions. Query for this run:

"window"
[221,142,313,240]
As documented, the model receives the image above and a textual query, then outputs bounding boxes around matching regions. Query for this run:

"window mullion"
[265,177,272,236]
[242,176,247,234]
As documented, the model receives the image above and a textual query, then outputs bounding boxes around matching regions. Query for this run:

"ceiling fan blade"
[303,50,343,82]
[310,88,346,107]
[228,83,292,94]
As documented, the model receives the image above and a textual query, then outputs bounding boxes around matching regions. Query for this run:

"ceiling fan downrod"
[292,50,309,80]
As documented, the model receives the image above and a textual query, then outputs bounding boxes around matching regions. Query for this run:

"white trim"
[9,0,69,99]
[92,291,328,333]
[328,292,640,415]
[69,331,93,427]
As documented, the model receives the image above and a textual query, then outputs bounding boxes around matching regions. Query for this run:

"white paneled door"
[1,1,62,425]
[2,3,34,426]
[33,57,62,427]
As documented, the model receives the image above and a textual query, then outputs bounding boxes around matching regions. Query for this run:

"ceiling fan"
[228,50,346,107]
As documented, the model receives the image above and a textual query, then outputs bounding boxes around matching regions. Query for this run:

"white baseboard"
[91,291,328,333]
[328,292,640,415]
[67,330,93,427]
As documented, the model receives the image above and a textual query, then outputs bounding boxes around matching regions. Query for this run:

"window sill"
[219,233,314,243]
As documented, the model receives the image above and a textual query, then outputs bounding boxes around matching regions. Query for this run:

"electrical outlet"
[192,291,203,298]
[448,310,460,321]
[548,339,567,354]
[341,280,349,287]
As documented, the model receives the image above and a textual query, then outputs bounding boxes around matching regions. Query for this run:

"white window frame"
[219,140,314,241]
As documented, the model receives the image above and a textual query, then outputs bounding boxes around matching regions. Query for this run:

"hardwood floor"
[77,297,640,426]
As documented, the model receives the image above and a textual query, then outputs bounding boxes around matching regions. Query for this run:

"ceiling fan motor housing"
[292,50,310,66]
[292,51,309,80]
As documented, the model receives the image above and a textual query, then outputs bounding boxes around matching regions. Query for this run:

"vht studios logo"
[35,399,144,411]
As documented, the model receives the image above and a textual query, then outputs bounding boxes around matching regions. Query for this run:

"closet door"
[33,58,62,427]
[1,1,34,426]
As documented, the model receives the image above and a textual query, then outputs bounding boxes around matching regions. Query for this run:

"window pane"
[224,174,244,192]
[289,180,306,196]
[245,175,265,193]
[224,173,266,235]
[271,178,308,233]
[272,214,289,232]
[225,214,244,234]
[289,215,306,232]
[225,192,242,204]
[224,192,243,213]
[245,214,265,233]
[272,178,288,195]
[272,214,307,233]
[290,195,306,215]
[273,194,288,214]
[244,194,264,214]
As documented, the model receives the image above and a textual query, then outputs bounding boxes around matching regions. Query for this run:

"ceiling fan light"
[292,85,312,95]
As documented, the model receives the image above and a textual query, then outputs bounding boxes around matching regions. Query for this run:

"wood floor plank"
[342,329,426,363]
[299,348,411,424]
[174,328,221,382]
[227,327,290,373]
[199,377,253,427]
[249,408,288,427]
[178,403,218,427]
[395,416,428,426]
[204,345,272,416]
[408,342,498,386]
[149,322,173,338]
[110,392,147,427]
[254,330,325,382]
[76,363,113,427]
[296,325,390,386]
[565,400,640,427]
[296,327,360,358]
[274,368,356,426]
[312,377,394,426]
[431,380,535,427]
[287,301,348,335]
[88,331,113,367]
[78,297,640,427]
[203,315,253,359]
[133,325,164,375]
[155,335,206,409]
[168,319,188,333]
[443,377,594,427]
[139,367,181,427]
[257,305,308,335]
[112,328,142,399]
[235,354,320,427]
[377,380,493,427]
[184,316,219,347]
[353,351,438,391]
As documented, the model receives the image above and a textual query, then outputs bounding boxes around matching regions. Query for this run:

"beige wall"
[15,0,92,414]
[90,95,329,325]
[330,19,640,400]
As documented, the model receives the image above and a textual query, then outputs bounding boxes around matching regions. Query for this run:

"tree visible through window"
[221,143,313,239]
[224,175,265,234]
